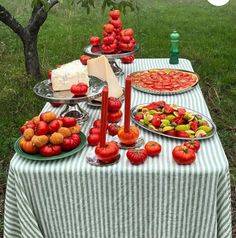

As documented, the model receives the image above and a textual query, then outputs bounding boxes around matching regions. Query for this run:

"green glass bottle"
[169,31,180,64]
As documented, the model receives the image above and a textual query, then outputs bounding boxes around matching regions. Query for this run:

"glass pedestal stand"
[33,76,107,123]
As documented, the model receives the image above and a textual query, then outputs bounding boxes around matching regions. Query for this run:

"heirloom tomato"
[109,10,120,19]
[107,123,120,136]
[48,119,60,134]
[19,137,38,154]
[95,141,119,163]
[118,126,139,145]
[120,55,135,64]
[107,110,123,123]
[39,144,62,157]
[120,28,135,37]
[40,111,56,123]
[89,36,100,46]
[60,117,77,127]
[89,127,101,135]
[35,121,49,136]
[87,134,100,146]
[183,140,200,152]
[144,141,162,157]
[103,24,114,33]
[20,120,36,134]
[120,35,132,43]
[70,82,88,96]
[79,55,91,65]
[61,133,81,151]
[126,148,147,165]
[93,119,108,129]
[103,35,115,45]
[101,43,116,54]
[50,102,63,108]
[172,145,196,165]
[108,97,122,112]
[119,42,135,52]
[109,18,122,28]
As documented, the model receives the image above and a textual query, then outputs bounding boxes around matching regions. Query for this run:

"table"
[4,59,232,238]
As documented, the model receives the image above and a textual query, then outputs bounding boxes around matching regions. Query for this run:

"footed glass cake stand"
[33,76,107,123]
[83,44,139,76]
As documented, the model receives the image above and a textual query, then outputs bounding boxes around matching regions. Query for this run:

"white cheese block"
[87,55,123,99]
[51,60,89,91]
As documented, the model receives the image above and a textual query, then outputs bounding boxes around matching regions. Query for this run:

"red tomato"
[87,134,100,146]
[121,55,135,64]
[117,126,139,145]
[107,110,123,123]
[151,115,161,128]
[20,120,36,134]
[103,35,115,45]
[134,113,144,121]
[101,43,116,54]
[48,71,52,79]
[35,121,49,136]
[190,121,199,132]
[107,123,120,136]
[93,119,108,129]
[89,127,101,135]
[120,28,135,37]
[104,31,116,38]
[109,18,122,28]
[144,141,162,157]
[164,104,174,114]
[109,10,120,20]
[61,134,81,151]
[48,119,60,134]
[176,131,190,138]
[95,141,119,163]
[79,55,91,65]
[60,117,77,127]
[172,145,196,165]
[70,82,88,96]
[39,144,62,157]
[19,137,38,154]
[50,102,63,108]
[126,148,147,165]
[183,140,200,152]
[89,36,101,46]
[119,42,135,52]
[164,130,177,137]
[172,116,186,125]
[120,35,132,43]
[108,97,122,112]
[103,24,114,33]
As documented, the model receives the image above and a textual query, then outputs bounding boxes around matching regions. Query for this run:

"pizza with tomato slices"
[130,69,199,95]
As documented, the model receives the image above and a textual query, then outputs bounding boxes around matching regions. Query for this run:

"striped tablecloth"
[4,59,232,238]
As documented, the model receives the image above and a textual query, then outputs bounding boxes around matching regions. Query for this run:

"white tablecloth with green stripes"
[4,59,232,238]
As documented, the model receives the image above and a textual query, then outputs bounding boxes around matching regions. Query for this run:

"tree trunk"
[22,32,41,79]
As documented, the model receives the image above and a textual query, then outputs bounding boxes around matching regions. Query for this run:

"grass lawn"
[0,0,236,236]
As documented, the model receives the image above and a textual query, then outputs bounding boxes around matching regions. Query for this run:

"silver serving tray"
[33,76,107,104]
[130,69,199,95]
[131,103,217,140]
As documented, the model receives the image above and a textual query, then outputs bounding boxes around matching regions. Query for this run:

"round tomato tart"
[129,69,199,95]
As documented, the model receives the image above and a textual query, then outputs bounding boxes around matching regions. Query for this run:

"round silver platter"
[33,76,107,123]
[84,44,139,76]
[131,103,217,140]
[130,69,199,95]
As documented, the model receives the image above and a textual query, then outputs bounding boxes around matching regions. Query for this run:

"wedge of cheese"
[51,60,89,91]
[87,56,123,99]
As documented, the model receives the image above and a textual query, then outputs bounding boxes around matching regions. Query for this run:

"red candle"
[100,86,109,147]
[124,77,131,133]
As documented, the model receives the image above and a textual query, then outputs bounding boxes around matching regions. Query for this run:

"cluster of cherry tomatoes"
[19,112,82,157]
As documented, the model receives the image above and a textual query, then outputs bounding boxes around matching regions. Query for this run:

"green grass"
[0,0,236,236]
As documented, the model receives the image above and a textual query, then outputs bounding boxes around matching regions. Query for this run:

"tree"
[0,0,135,78]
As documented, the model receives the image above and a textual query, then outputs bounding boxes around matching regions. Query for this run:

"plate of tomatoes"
[131,101,216,140]
[129,69,199,95]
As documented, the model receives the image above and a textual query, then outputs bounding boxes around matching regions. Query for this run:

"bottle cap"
[170,31,180,40]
